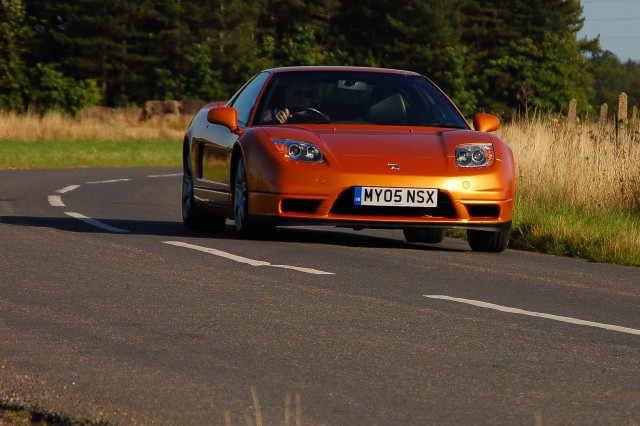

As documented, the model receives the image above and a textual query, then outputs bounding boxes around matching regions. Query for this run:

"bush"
[29,63,102,115]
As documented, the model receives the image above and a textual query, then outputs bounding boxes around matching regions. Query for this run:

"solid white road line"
[48,195,65,207]
[85,178,131,184]
[56,185,81,194]
[163,241,269,266]
[270,264,335,275]
[65,212,129,233]
[162,241,335,275]
[147,173,182,178]
[424,295,640,336]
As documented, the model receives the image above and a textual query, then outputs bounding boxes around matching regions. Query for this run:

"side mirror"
[473,113,500,133]
[207,107,239,132]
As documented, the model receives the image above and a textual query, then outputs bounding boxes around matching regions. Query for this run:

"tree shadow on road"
[0,215,468,253]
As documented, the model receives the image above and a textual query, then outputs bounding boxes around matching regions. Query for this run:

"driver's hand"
[276,108,290,123]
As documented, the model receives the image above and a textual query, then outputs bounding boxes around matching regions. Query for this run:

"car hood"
[262,125,496,174]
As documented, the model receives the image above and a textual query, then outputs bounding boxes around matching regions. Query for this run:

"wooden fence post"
[615,93,628,146]
[567,98,577,126]
[599,103,608,124]
[618,92,628,123]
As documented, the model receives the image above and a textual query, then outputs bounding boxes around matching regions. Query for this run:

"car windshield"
[254,71,469,128]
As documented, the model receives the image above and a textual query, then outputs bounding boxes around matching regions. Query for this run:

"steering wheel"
[289,107,331,123]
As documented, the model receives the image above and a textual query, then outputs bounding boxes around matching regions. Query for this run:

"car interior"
[255,73,465,127]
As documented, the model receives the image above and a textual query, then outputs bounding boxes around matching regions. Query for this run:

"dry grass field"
[0,110,190,142]
[501,117,640,211]
[1,111,639,265]
[498,117,640,265]
[0,111,187,169]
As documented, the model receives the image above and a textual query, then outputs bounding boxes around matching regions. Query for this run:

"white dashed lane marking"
[162,241,335,275]
[56,185,81,194]
[48,195,65,207]
[424,295,640,336]
[49,185,81,207]
[49,179,135,232]
[50,176,331,275]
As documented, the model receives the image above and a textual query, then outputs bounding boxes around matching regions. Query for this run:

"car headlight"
[455,144,495,167]
[273,138,324,162]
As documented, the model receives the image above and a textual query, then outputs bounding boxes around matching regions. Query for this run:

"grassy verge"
[510,195,640,266]
[0,139,181,169]
[446,194,640,266]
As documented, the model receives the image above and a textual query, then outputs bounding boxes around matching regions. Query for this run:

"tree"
[184,0,273,100]
[0,0,30,111]
[333,0,391,67]
[381,0,477,113]
[462,0,595,116]
[10,0,623,115]
[587,50,640,114]
[25,0,193,105]
[260,0,345,66]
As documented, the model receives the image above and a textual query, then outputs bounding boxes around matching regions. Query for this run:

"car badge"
[387,163,400,170]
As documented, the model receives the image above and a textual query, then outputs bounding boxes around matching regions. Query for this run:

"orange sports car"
[182,66,515,252]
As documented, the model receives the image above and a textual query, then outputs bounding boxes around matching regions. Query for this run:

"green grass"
[509,196,640,267]
[0,139,181,169]
[449,196,640,266]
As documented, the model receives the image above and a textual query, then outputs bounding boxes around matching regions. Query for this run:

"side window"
[230,72,270,127]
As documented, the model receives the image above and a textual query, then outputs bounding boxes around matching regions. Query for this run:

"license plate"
[354,186,438,207]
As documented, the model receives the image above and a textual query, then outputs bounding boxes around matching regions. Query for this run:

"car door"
[196,71,270,196]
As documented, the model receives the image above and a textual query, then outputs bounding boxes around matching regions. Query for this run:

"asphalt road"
[1,167,639,425]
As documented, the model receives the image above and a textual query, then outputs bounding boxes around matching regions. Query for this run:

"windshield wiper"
[424,122,467,129]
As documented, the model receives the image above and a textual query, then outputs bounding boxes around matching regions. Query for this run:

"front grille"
[329,187,458,218]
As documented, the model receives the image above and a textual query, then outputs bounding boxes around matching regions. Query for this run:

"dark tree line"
[1,0,638,117]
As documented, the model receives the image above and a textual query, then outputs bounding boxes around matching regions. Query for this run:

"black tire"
[182,145,225,231]
[467,226,511,253]
[403,227,446,244]
[233,156,275,238]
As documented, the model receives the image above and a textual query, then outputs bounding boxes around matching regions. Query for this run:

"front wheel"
[233,156,275,238]
[467,226,511,253]
[233,156,251,235]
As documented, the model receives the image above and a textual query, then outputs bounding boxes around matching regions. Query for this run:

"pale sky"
[579,0,640,61]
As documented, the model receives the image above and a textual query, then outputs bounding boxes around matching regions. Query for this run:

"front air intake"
[281,199,322,214]
[464,204,500,219]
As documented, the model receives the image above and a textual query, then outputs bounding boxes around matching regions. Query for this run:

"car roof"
[264,66,423,77]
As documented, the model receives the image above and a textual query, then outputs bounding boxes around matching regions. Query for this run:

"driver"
[263,81,314,124]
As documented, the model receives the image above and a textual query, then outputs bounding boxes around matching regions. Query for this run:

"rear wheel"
[182,145,225,231]
[467,226,511,253]
[403,227,446,244]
